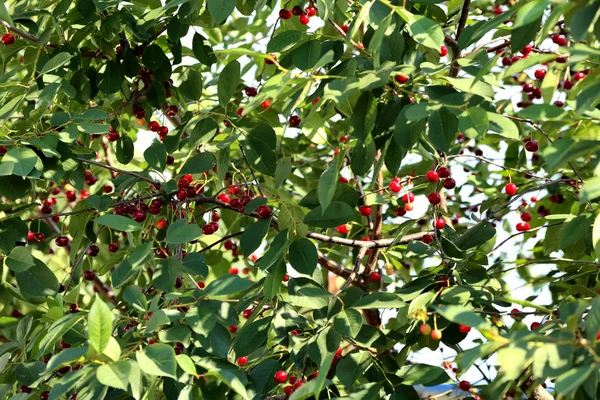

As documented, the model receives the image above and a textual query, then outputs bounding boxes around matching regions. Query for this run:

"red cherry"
[299,14,310,24]
[459,380,471,391]
[340,135,348,142]
[505,183,517,196]
[35,233,45,243]
[520,44,532,54]
[426,170,439,182]
[274,371,288,384]
[265,53,277,65]
[156,247,170,258]
[158,126,168,136]
[236,107,244,117]
[0,145,7,156]
[228,325,238,333]
[83,270,96,281]
[148,121,160,132]
[443,178,456,189]
[27,231,35,242]
[563,80,574,90]
[279,9,292,19]
[422,234,434,244]
[522,83,533,93]
[156,219,167,229]
[339,24,349,33]
[501,56,512,66]
[530,321,541,330]
[437,167,451,178]
[389,180,401,193]
[107,131,120,142]
[289,115,301,127]
[217,193,231,203]
[108,242,119,252]
[284,386,294,396]
[401,192,415,203]
[521,212,532,222]
[69,304,79,313]
[427,192,441,205]
[458,324,471,334]
[525,140,539,152]
[336,224,350,235]
[306,6,317,16]
[261,99,272,109]
[369,271,381,282]
[291,5,303,15]
[395,207,407,217]
[1,33,15,45]
[439,45,448,57]
[516,222,530,232]
[55,236,69,247]
[534,69,546,80]
[242,309,252,318]
[493,6,503,14]
[256,205,272,218]
[229,267,239,274]
[430,329,442,340]
[86,245,99,257]
[573,71,586,81]
[434,218,445,230]
[554,100,564,108]
[237,356,248,366]
[359,205,372,216]
[244,87,257,97]
[132,210,147,222]
[394,74,409,84]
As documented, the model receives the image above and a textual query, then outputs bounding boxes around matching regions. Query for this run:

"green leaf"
[288,238,318,275]
[15,362,46,386]
[427,109,458,152]
[144,141,167,171]
[453,221,496,250]
[38,314,82,355]
[244,197,267,214]
[458,107,488,139]
[503,53,558,77]
[240,217,271,256]
[123,285,148,312]
[115,133,134,164]
[179,152,216,175]
[85,195,112,212]
[576,79,600,117]
[142,45,171,82]
[433,304,491,331]
[153,257,182,292]
[513,0,549,28]
[555,366,593,396]
[292,40,323,71]
[288,278,332,309]
[256,230,289,270]
[96,361,131,390]
[394,9,444,50]
[593,213,600,260]
[441,77,494,100]
[136,344,177,379]
[207,0,236,24]
[5,247,35,272]
[46,346,88,372]
[176,354,197,376]
[180,68,203,100]
[192,33,217,66]
[217,60,240,107]
[487,112,519,140]
[242,123,277,176]
[88,295,113,353]
[511,17,543,53]
[233,317,271,355]
[336,351,372,389]
[333,309,362,338]
[353,292,405,309]
[0,147,40,177]
[541,138,600,171]
[517,104,567,121]
[559,214,593,250]
[571,3,600,42]
[318,154,342,212]
[581,177,600,202]
[39,52,73,74]
[182,252,209,277]
[267,31,302,53]
[397,364,452,386]
[15,258,59,297]
[98,60,124,94]
[196,358,250,400]
[264,260,286,299]
[95,214,142,231]
[204,275,254,296]
[166,218,203,244]
[303,201,355,228]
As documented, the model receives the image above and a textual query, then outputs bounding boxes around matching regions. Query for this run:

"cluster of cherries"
[216,186,272,219]
[176,173,203,201]
[279,4,318,25]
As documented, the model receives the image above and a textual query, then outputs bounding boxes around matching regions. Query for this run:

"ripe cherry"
[493,6,503,14]
[439,45,448,57]
[148,121,160,131]
[389,180,401,193]
[291,5,303,15]
[244,87,257,97]
[86,245,99,257]
[217,193,231,203]
[573,71,586,81]
[306,6,317,16]
[229,267,239,274]
[107,131,120,142]
[265,53,277,65]
[458,324,471,334]
[422,234,434,244]
[340,135,348,142]
[420,323,432,335]
[554,100,564,108]
[521,212,532,222]
[289,115,301,127]
[0,145,7,156]
[534,69,546,80]
[502,56,512,66]
[83,270,96,281]
[299,14,310,25]
[443,178,456,189]
[428,193,441,205]
[274,371,288,384]
[359,205,372,216]
[279,9,292,19]
[505,183,517,196]
[401,192,415,204]
[69,304,79,313]
[434,218,445,230]
[395,207,407,217]
[520,44,532,54]
[1,34,15,45]
[430,329,442,340]
[394,74,409,84]
[228,325,238,333]
[437,167,451,178]
[369,271,381,282]
[426,170,439,182]
[261,99,272,109]
[516,222,530,232]
[336,224,350,235]
[156,219,167,229]
[552,34,567,46]
[132,210,147,222]
[459,380,471,391]
[339,24,349,33]
[237,356,248,366]
[108,242,119,252]
[55,236,69,247]
[242,309,252,318]
[256,205,272,218]
[530,321,541,330]
[525,140,539,152]
[563,79,574,90]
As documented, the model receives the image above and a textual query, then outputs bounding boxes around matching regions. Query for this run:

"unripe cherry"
[430,329,442,340]
[420,323,432,335]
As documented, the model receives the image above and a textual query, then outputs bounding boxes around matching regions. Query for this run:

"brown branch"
[317,252,354,281]
[520,376,555,400]
[340,246,368,291]
[448,0,471,77]
[76,157,158,185]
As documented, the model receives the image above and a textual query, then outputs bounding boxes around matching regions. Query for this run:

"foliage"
[0,0,600,399]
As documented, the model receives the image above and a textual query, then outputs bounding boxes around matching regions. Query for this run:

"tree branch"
[76,157,158,185]
[448,0,471,77]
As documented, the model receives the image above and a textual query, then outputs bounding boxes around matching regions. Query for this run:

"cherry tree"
[0,0,599,399]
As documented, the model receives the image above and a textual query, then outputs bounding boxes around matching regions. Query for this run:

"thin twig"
[76,157,158,185]
[488,222,563,254]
